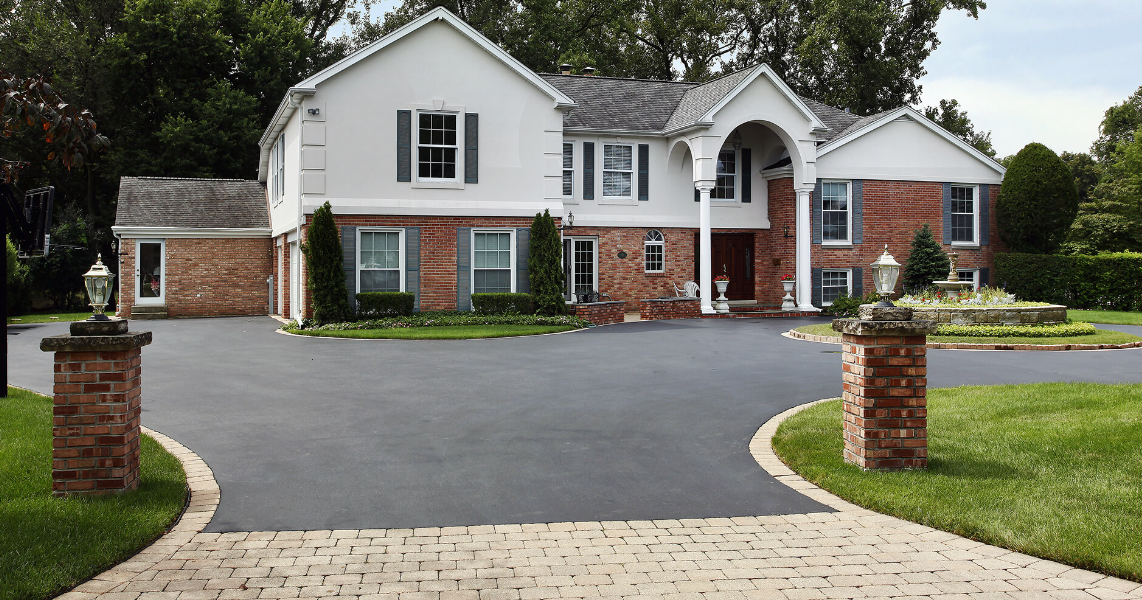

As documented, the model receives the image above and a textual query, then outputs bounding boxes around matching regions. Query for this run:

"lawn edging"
[749,398,1141,592]
[783,329,1142,351]
[60,427,219,597]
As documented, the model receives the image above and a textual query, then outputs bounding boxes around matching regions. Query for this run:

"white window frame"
[271,134,285,205]
[821,269,852,306]
[472,229,516,294]
[956,269,980,290]
[356,228,405,295]
[562,142,574,199]
[711,148,737,201]
[416,111,460,183]
[644,230,664,273]
[821,180,853,245]
[601,143,635,200]
[950,184,980,246]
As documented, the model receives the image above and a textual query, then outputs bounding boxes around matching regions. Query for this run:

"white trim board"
[112,227,272,239]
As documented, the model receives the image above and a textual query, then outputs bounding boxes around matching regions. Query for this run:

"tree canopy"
[997,143,1079,254]
[923,98,995,158]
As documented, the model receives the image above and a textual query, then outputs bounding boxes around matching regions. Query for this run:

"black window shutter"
[637,144,649,201]
[942,182,953,244]
[852,180,863,244]
[980,267,990,287]
[341,226,357,312]
[812,268,822,308]
[406,227,420,312]
[582,142,594,200]
[516,228,530,293]
[741,148,751,202]
[979,184,989,245]
[456,228,471,311]
[694,188,700,202]
[465,113,478,184]
[397,110,411,182]
[812,179,822,244]
[852,267,863,298]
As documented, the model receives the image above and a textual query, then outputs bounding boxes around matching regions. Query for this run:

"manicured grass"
[7,312,110,324]
[290,324,579,339]
[1069,309,1142,326]
[792,323,1142,346]
[0,387,187,600]
[772,383,1142,582]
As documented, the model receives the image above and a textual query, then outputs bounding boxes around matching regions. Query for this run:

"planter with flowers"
[713,275,730,313]
[780,274,796,310]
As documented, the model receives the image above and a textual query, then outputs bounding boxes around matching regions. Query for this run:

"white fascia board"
[563,127,667,138]
[302,198,566,218]
[661,122,714,137]
[256,87,316,181]
[760,166,794,180]
[295,8,576,110]
[699,64,827,131]
[817,106,1007,176]
[112,227,272,238]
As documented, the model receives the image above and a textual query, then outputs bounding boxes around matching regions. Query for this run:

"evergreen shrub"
[528,209,566,315]
[471,293,533,315]
[993,252,1142,311]
[301,201,351,325]
[997,143,1080,254]
[935,321,1096,338]
[823,291,879,317]
[902,224,950,292]
[356,292,414,317]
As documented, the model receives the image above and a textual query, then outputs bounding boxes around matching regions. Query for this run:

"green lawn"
[1,387,188,600]
[1068,309,1142,326]
[772,383,1142,582]
[7,312,108,324]
[290,324,579,339]
[793,323,1142,346]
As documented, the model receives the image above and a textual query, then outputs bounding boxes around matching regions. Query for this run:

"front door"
[135,239,165,305]
[696,233,754,300]
[563,237,598,301]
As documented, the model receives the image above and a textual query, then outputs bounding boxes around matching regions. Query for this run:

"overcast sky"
[921,0,1142,158]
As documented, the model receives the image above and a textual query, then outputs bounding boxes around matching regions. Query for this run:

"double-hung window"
[951,185,978,244]
[358,230,403,293]
[957,269,980,290]
[417,112,457,181]
[562,143,574,197]
[644,230,664,273]
[602,144,634,199]
[822,181,851,243]
[473,230,514,294]
[712,149,736,200]
[271,134,285,204]
[821,269,852,306]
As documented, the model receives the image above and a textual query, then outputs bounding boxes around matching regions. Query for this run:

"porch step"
[130,305,168,320]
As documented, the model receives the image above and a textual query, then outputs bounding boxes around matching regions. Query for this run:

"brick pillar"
[41,319,152,496]
[833,305,936,470]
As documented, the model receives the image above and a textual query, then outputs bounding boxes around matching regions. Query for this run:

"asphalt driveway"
[8,317,1142,532]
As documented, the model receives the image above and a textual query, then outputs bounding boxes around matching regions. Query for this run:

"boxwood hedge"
[993,252,1142,311]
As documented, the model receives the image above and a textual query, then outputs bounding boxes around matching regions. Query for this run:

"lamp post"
[82,254,115,321]
[869,244,902,307]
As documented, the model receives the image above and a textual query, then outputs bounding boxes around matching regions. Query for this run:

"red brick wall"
[569,301,625,325]
[755,178,798,305]
[639,298,700,320]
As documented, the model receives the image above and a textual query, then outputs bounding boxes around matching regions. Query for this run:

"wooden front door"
[695,233,754,300]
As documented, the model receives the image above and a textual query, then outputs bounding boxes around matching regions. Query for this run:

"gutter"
[256,87,316,181]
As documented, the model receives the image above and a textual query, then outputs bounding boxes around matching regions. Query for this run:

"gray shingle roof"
[539,74,696,131]
[114,177,269,229]
[796,97,863,142]
[662,70,753,132]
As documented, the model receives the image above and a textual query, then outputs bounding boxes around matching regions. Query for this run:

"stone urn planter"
[714,278,730,313]
[781,278,796,310]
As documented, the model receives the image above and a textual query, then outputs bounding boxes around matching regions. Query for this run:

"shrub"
[356,292,414,317]
[282,311,589,332]
[994,252,1142,311]
[935,321,1097,338]
[902,224,950,291]
[997,143,1080,254]
[528,209,566,316]
[823,291,879,317]
[472,293,532,315]
[301,201,351,325]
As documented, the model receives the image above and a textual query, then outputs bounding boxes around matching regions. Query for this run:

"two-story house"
[113,7,1006,320]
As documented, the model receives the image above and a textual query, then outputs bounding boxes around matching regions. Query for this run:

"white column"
[698,186,714,314]
[795,188,815,310]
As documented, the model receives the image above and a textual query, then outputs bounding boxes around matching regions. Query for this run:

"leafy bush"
[997,143,1080,254]
[902,224,950,291]
[283,311,588,332]
[823,291,879,317]
[935,321,1097,338]
[528,209,566,316]
[356,292,414,317]
[472,293,532,315]
[994,252,1142,311]
[301,201,351,325]
[897,285,1046,307]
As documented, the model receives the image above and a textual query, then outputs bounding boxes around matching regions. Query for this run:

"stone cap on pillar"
[41,330,153,353]
[832,318,937,336]
[69,317,129,336]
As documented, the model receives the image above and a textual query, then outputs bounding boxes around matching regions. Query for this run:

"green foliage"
[471,293,533,315]
[25,204,99,310]
[1064,127,1142,255]
[301,201,350,325]
[528,209,566,316]
[289,324,579,339]
[1059,151,1102,204]
[1092,86,1142,165]
[284,311,588,332]
[356,292,415,317]
[934,321,1096,338]
[5,235,32,314]
[902,224,950,291]
[993,252,1142,311]
[997,143,1080,254]
[822,291,878,317]
[923,99,995,157]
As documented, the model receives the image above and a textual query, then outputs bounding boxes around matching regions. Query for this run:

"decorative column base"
[40,319,153,496]
[833,306,936,470]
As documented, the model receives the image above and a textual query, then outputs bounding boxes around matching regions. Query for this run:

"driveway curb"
[784,329,1142,351]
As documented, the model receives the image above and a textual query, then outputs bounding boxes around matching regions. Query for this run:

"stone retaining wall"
[640,297,700,320]
[569,301,626,326]
[907,304,1067,325]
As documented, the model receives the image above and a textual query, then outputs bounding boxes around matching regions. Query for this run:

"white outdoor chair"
[673,281,700,298]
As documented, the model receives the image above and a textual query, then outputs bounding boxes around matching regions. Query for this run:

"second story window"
[271,134,285,204]
[712,149,736,200]
[418,112,457,181]
[563,143,574,197]
[822,181,851,243]
[602,144,633,199]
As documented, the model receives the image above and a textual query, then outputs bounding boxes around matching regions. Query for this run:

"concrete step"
[130,305,168,319]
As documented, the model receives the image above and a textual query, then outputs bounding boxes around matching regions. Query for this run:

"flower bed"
[283,312,589,332]
[935,321,1096,337]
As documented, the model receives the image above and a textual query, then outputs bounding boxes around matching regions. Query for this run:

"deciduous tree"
[923,98,995,158]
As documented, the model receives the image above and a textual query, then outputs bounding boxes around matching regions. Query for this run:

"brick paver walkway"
[61,406,1142,600]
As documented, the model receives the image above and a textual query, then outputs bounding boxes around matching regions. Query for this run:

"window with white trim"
[358,230,403,293]
[822,269,852,306]
[271,134,285,205]
[822,181,851,243]
[417,112,457,181]
[473,230,514,294]
[957,269,980,290]
[951,185,978,244]
[602,144,634,198]
[644,230,664,273]
[712,149,736,200]
[562,142,574,197]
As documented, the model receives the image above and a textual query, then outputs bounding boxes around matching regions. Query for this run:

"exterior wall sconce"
[731,129,743,151]
[558,212,574,231]
[783,225,794,238]
[307,108,320,115]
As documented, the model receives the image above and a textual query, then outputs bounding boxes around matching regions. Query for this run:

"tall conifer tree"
[302,201,351,324]
[902,224,950,291]
[528,209,566,316]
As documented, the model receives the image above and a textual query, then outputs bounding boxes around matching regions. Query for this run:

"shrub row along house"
[112,7,1006,320]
